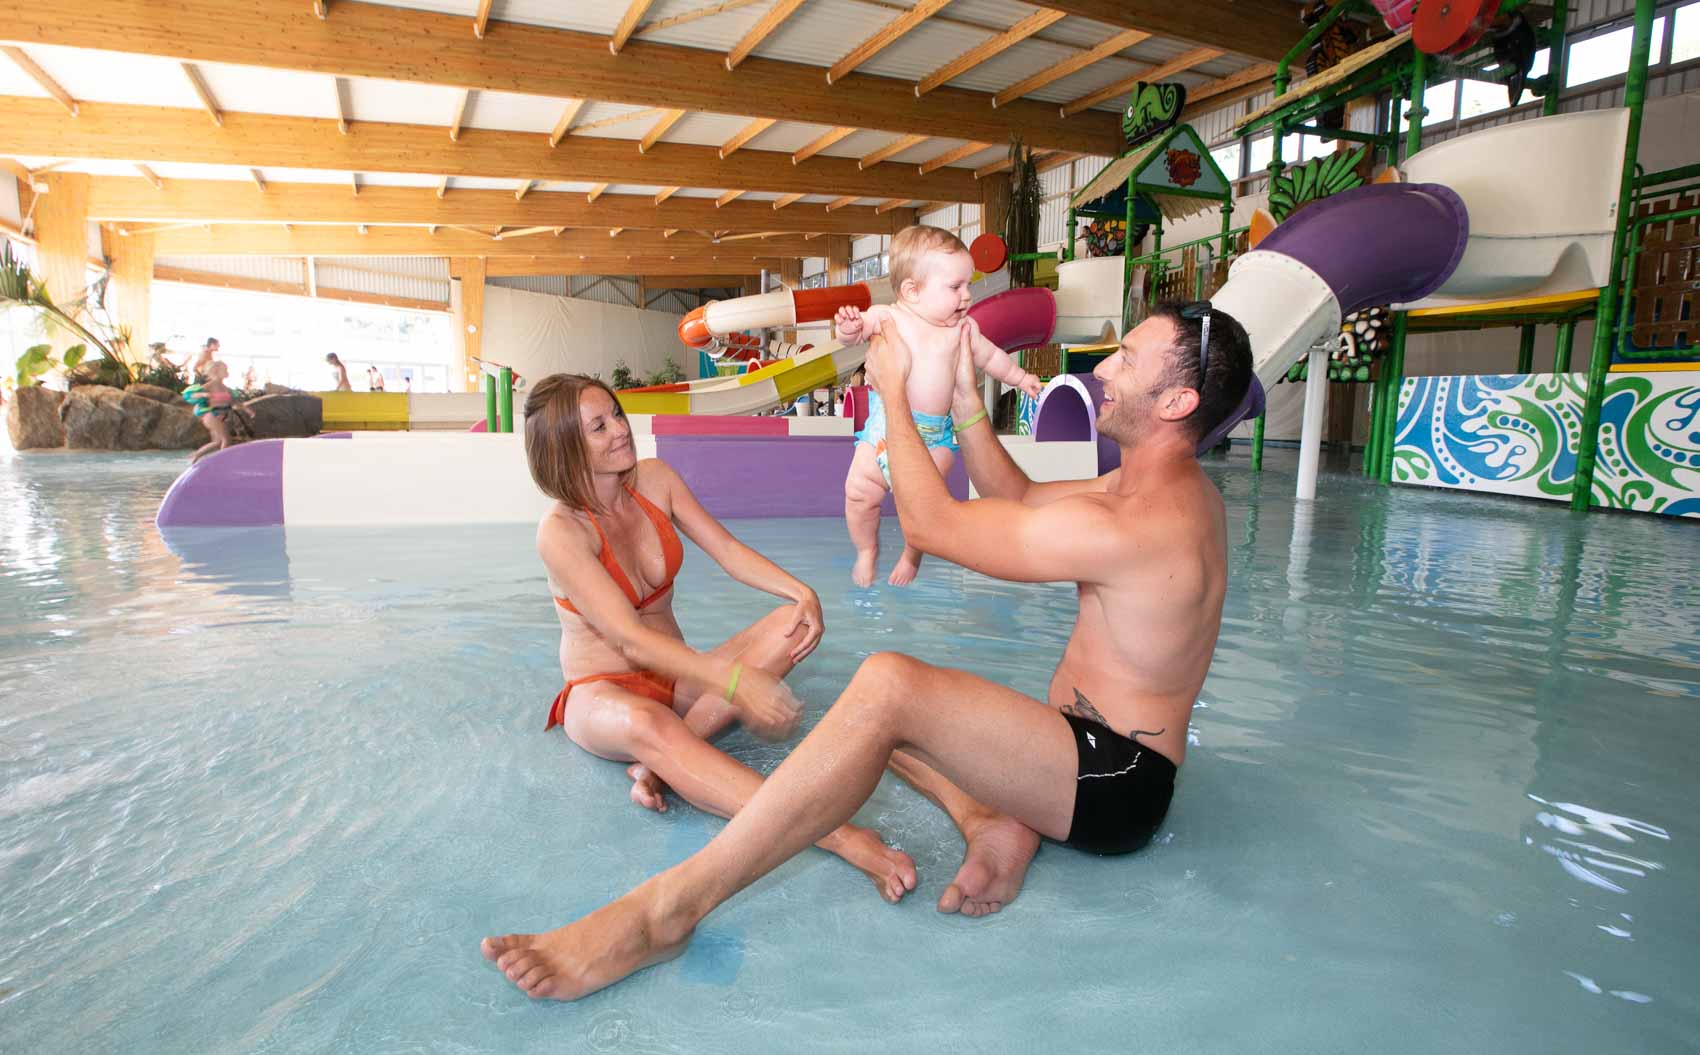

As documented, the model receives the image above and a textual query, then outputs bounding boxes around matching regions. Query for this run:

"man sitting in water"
[482,303,1255,1000]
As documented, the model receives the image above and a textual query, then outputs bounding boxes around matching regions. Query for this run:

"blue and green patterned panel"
[1391,371,1700,519]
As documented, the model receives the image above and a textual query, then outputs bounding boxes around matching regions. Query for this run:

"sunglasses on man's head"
[1178,301,1212,384]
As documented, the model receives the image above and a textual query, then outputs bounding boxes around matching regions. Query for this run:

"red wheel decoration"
[969,232,1008,273]
[1413,0,1499,55]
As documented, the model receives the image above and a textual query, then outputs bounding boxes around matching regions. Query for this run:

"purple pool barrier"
[156,439,286,528]
[656,434,967,519]
[1034,374,1119,475]
[1255,182,1469,313]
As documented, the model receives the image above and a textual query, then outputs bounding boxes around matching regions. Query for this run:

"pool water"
[2,447,1697,1053]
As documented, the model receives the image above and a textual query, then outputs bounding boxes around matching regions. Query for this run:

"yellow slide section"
[317,392,411,431]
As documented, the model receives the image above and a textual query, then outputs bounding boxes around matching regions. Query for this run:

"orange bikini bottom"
[545,671,678,731]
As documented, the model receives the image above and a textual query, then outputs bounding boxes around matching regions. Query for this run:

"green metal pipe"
[1572,0,1656,512]
[1063,207,1076,262]
[498,366,514,433]
[1123,182,1139,332]
[1379,312,1409,483]
[1364,369,1383,475]
[1218,202,1233,259]
[1554,320,1576,372]
[1405,49,1428,160]
[1637,162,1700,188]
[1251,414,1265,472]
[1284,125,1394,145]
[1516,325,1536,373]
[483,374,497,433]
[1126,226,1249,264]
[1543,0,1570,117]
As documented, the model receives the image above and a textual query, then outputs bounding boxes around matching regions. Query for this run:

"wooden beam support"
[437,175,450,198]
[609,227,624,237]
[716,189,744,207]
[304,254,317,296]
[1061,47,1224,118]
[331,76,348,134]
[875,198,911,214]
[180,63,224,126]
[792,126,854,165]
[313,0,326,18]
[1185,62,1279,106]
[991,28,1147,108]
[3,98,984,201]
[1030,2,1295,63]
[828,0,950,85]
[156,264,450,312]
[1,47,78,117]
[772,194,804,210]
[726,0,806,70]
[639,108,687,153]
[481,256,776,278]
[22,1,1118,154]
[860,133,928,170]
[514,179,534,201]
[249,168,267,191]
[566,106,664,135]
[654,186,680,205]
[449,88,471,141]
[640,0,764,38]
[146,224,829,259]
[473,0,493,39]
[587,182,609,203]
[452,255,485,390]
[548,98,587,147]
[719,117,776,160]
[349,172,359,196]
[609,0,655,54]
[918,142,990,175]
[916,10,1065,97]
[825,196,858,212]
[1,158,35,184]
[135,163,163,189]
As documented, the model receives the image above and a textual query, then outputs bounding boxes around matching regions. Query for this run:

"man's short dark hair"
[1149,300,1253,442]
[325,353,341,363]
[204,337,219,347]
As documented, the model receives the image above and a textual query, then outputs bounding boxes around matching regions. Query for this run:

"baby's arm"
[966,320,1042,397]
[835,304,894,345]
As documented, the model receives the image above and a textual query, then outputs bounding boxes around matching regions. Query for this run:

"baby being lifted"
[837,225,1043,587]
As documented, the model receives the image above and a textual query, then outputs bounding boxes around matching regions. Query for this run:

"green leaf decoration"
[61,344,86,370]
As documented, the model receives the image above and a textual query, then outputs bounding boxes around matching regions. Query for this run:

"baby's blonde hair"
[888,225,970,294]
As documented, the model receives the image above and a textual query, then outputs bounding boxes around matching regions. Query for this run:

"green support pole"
[1123,182,1138,333]
[1543,0,1569,117]
[1379,312,1409,483]
[1516,324,1536,373]
[1405,49,1428,159]
[498,366,514,433]
[1572,0,1655,512]
[1251,414,1265,472]
[1554,320,1576,372]
[1218,200,1233,259]
[483,374,497,433]
[1064,207,1076,262]
[1365,367,1386,475]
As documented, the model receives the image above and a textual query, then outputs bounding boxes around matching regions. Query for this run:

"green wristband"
[725,662,742,702]
[953,409,987,437]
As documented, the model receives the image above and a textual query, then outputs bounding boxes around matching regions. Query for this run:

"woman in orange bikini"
[524,374,915,902]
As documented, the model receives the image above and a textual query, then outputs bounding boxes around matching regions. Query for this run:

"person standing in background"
[326,353,353,392]
[367,365,386,392]
[191,338,220,382]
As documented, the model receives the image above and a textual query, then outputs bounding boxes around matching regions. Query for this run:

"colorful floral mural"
[1392,370,1700,518]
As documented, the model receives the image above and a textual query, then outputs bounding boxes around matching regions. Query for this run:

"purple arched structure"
[1035,373,1119,476]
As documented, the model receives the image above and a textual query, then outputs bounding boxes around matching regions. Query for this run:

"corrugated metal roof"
[156,255,306,284]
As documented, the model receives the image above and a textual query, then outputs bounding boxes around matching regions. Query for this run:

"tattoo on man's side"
[1063,688,1165,739]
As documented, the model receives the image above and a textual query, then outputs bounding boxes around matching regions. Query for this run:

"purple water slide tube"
[156,439,287,528]
[1035,374,1120,476]
[967,286,1057,350]
[1255,182,1469,314]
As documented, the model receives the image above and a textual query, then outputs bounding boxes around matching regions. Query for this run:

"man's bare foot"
[480,885,693,1001]
[851,549,878,588]
[822,824,918,903]
[626,763,669,813]
[937,811,1040,918]
[887,548,922,587]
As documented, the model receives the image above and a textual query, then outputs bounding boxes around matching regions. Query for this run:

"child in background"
[183,361,236,464]
[834,225,1043,586]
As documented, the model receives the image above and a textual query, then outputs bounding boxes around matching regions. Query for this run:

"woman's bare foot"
[821,824,917,903]
[851,548,878,588]
[626,763,669,813]
[481,883,693,1001]
[937,811,1040,918]
[887,547,923,587]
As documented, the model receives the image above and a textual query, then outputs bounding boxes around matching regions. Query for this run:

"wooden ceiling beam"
[134,163,163,189]
[609,0,655,54]
[587,182,609,203]
[331,76,348,134]
[514,180,534,201]
[3,98,983,201]
[990,28,1147,108]
[918,142,990,175]
[915,9,1065,97]
[716,189,745,207]
[147,224,825,258]
[548,98,587,147]
[2,46,79,116]
[638,108,687,153]
[718,117,776,160]
[473,0,493,39]
[249,168,267,191]
[180,63,224,126]
[828,0,950,85]
[792,126,855,165]
[20,0,1117,155]
[484,257,773,277]
[653,186,680,205]
[825,196,857,212]
[859,133,927,170]
[772,193,804,210]
[1029,2,1295,63]
[725,0,806,71]
[1061,47,1224,118]
[449,89,472,141]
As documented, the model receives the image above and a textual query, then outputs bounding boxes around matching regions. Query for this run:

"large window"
[1676,2,1700,62]
[151,282,452,392]
[1567,17,1668,86]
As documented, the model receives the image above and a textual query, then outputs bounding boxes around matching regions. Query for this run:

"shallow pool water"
[1,446,1697,1053]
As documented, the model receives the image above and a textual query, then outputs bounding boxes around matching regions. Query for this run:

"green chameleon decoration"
[1267,145,1367,222]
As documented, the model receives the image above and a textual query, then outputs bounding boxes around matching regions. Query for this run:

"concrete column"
[33,173,92,355]
[450,256,486,393]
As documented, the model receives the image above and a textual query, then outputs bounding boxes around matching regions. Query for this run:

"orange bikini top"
[554,485,683,615]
